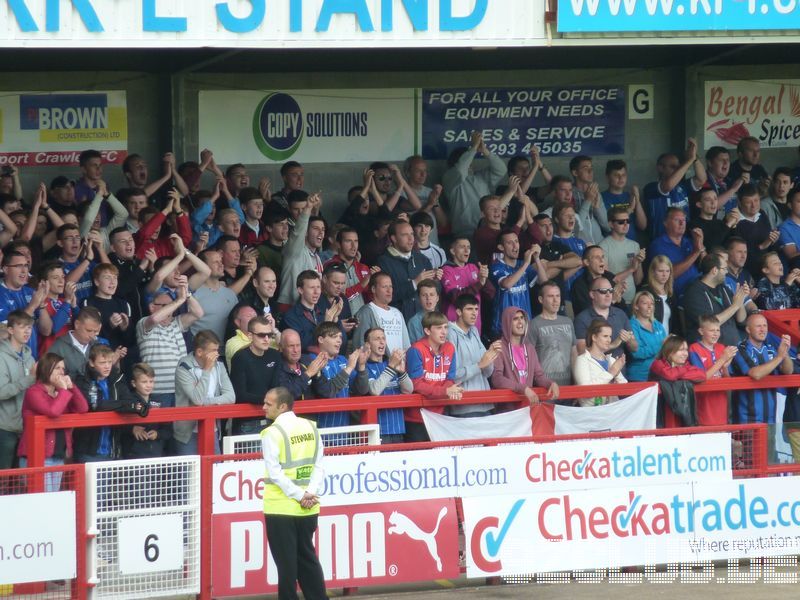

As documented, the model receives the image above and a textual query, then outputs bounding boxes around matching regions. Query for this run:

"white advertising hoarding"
[464,477,800,576]
[199,89,415,165]
[213,433,732,514]
[704,80,800,150]
[0,0,545,48]
[0,491,76,584]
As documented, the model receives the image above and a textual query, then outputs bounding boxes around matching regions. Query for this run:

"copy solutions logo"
[252,93,303,161]
[470,499,525,573]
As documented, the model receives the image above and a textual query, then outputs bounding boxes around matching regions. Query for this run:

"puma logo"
[387,507,447,571]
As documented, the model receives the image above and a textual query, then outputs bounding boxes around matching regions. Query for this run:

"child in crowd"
[689,315,738,426]
[121,363,170,459]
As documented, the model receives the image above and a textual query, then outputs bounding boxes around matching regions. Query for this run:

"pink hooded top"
[491,306,554,393]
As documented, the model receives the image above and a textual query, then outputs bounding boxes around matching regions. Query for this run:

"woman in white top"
[573,319,627,407]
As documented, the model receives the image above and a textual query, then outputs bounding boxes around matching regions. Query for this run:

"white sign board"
[0,491,76,584]
[118,514,184,574]
[213,433,732,513]
[464,477,800,576]
[0,0,545,48]
[199,89,415,164]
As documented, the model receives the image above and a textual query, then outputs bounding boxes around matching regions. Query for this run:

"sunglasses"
[612,219,630,225]
[375,175,393,182]
[592,288,614,294]
[252,331,274,339]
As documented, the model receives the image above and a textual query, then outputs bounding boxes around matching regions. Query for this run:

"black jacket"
[120,392,172,459]
[72,368,145,458]
[377,249,432,320]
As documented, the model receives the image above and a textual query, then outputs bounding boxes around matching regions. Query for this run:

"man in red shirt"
[134,189,192,259]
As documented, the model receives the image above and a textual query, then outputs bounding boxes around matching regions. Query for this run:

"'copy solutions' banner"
[704,80,800,150]
[199,89,415,165]
[0,91,127,167]
[421,87,625,159]
[464,477,800,576]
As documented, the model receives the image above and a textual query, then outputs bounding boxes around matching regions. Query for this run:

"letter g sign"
[629,85,654,120]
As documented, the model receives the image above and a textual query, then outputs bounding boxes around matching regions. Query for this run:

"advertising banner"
[0,91,128,167]
[704,80,800,150]
[212,498,459,597]
[421,86,625,159]
[198,89,415,165]
[464,477,800,576]
[557,0,800,33]
[0,0,545,49]
[213,432,731,512]
[0,491,76,584]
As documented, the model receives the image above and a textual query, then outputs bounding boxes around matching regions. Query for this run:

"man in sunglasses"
[599,207,645,306]
[574,277,637,358]
[230,316,282,435]
[570,245,625,316]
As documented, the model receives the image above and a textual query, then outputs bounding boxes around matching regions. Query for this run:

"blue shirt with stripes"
[365,360,406,435]
[731,338,781,424]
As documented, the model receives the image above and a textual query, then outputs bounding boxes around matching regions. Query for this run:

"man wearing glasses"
[0,251,46,357]
[683,253,747,346]
[230,316,282,435]
[599,207,645,306]
[574,277,637,359]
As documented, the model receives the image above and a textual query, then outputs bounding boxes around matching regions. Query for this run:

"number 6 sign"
[118,514,184,574]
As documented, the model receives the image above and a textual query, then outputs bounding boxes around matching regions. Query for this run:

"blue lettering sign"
[7,0,102,32]
[557,0,800,32]
[216,0,266,33]
[382,0,429,32]
[19,94,108,130]
[316,0,375,32]
[290,0,303,31]
[143,0,188,32]
[46,0,103,32]
[7,0,38,32]
[440,0,488,31]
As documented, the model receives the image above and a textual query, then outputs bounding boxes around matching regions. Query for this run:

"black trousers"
[265,513,328,600]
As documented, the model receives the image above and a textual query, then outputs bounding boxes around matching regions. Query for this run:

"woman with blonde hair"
[628,290,667,381]
[639,255,677,335]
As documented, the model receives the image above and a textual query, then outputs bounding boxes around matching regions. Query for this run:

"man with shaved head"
[277,329,332,400]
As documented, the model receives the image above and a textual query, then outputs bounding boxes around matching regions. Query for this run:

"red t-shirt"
[689,342,729,426]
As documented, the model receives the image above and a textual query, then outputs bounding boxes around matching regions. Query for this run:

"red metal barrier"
[764,309,800,344]
[23,375,800,468]
[0,464,87,599]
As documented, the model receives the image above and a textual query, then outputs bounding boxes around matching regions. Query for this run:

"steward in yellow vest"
[261,387,328,600]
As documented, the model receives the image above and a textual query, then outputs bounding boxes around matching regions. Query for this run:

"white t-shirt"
[369,303,408,354]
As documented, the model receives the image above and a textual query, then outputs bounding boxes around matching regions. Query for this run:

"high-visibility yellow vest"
[261,417,321,516]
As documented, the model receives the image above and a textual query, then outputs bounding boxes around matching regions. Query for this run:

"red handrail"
[23,375,800,467]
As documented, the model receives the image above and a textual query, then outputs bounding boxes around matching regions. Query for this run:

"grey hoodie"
[0,340,35,433]
[447,321,494,415]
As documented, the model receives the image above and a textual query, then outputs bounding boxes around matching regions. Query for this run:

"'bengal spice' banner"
[704,80,800,150]
[211,498,459,596]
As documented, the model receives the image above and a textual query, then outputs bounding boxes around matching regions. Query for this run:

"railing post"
[26,415,46,469]
[197,415,218,456]
[199,456,214,600]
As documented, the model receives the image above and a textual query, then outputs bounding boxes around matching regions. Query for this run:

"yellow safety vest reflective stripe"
[261,417,320,516]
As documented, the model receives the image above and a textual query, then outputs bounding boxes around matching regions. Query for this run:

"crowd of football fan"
[1,130,799,471]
